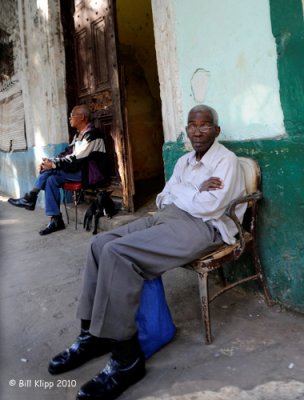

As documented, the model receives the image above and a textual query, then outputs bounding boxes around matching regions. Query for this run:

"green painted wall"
[269,0,304,135]
[162,0,304,311]
[265,0,304,308]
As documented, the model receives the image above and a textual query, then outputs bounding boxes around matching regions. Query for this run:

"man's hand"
[40,158,53,172]
[199,177,224,192]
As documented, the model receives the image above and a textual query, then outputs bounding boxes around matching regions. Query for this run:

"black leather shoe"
[76,355,146,400]
[48,331,112,375]
[8,192,37,210]
[39,216,65,236]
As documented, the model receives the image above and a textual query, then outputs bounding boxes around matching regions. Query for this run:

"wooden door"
[73,0,134,210]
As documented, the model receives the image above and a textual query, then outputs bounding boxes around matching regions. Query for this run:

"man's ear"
[215,126,221,137]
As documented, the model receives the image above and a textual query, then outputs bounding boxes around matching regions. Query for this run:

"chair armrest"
[224,191,263,257]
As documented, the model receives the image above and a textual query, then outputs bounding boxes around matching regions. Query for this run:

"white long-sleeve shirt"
[156,141,247,244]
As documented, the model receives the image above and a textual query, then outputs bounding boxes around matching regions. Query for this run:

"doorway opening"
[115,0,164,210]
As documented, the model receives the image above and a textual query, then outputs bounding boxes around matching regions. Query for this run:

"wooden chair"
[184,157,273,344]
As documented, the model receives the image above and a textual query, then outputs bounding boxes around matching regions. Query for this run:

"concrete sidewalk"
[1,194,304,400]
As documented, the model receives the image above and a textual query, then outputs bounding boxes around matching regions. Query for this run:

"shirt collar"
[77,122,93,139]
[187,140,220,167]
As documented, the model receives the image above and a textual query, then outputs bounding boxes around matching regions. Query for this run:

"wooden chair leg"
[198,271,212,344]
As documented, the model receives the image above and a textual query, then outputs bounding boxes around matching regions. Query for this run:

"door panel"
[74,28,91,97]
[92,17,109,90]
[73,0,134,210]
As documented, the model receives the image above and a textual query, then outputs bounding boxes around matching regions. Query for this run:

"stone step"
[62,198,157,233]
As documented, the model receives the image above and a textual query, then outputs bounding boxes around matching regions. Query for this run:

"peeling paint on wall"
[17,0,68,148]
[0,0,17,34]
[174,0,285,141]
[191,68,210,103]
[151,0,184,142]
[0,0,69,198]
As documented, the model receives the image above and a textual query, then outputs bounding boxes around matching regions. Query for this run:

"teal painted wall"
[0,143,67,209]
[163,0,304,311]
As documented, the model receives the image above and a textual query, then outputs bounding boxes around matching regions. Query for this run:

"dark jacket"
[52,124,108,186]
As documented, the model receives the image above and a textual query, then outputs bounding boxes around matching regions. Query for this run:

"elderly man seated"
[8,104,106,235]
[48,104,246,400]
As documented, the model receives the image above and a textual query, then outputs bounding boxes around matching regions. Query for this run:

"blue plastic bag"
[136,277,176,359]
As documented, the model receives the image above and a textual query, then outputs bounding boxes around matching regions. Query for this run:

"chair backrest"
[237,157,261,234]
[238,157,261,194]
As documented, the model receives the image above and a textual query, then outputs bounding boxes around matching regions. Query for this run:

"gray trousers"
[76,204,223,340]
